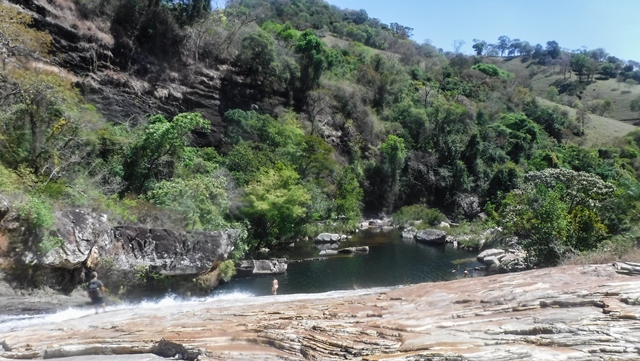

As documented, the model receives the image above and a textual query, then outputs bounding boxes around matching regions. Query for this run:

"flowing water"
[1,229,482,332]
[213,229,483,296]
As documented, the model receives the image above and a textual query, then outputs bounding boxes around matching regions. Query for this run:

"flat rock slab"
[2,264,640,360]
[6,355,167,361]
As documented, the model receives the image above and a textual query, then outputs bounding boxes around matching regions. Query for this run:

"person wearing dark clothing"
[87,272,106,314]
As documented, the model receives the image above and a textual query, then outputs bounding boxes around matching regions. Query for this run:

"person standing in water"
[87,272,106,314]
[272,277,279,295]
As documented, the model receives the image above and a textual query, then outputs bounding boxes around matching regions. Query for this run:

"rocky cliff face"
[1,264,639,360]
[14,0,281,148]
[2,202,240,296]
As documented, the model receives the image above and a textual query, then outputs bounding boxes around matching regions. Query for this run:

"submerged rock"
[337,246,369,254]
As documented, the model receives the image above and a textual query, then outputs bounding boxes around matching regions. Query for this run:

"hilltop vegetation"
[1,0,640,272]
[471,37,640,123]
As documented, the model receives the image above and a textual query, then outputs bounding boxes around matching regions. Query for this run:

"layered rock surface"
[2,205,240,295]
[2,264,639,360]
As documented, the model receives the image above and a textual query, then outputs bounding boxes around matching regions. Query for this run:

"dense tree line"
[1,0,640,268]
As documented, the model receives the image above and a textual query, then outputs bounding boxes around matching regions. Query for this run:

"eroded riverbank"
[2,264,640,360]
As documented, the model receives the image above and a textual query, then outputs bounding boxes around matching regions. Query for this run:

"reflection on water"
[1,230,482,332]
[215,229,482,296]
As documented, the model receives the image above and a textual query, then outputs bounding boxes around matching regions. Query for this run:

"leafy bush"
[38,236,64,255]
[144,174,232,231]
[0,164,19,192]
[217,260,236,282]
[302,220,356,239]
[471,63,513,79]
[391,204,445,227]
[18,196,55,229]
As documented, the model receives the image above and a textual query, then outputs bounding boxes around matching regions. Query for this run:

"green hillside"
[535,97,636,147]
[489,57,640,123]
[2,0,640,273]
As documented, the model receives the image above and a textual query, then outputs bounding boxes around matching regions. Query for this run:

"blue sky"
[326,0,640,61]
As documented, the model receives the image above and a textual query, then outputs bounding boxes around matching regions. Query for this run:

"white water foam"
[0,287,393,334]
[0,291,252,333]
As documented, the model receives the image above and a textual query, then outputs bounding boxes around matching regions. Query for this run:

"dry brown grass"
[564,245,640,265]
[24,60,79,83]
[40,0,114,47]
[564,250,640,265]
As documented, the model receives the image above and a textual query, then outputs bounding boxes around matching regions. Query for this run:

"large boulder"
[14,208,241,296]
[29,209,240,275]
[451,193,482,219]
[415,229,447,244]
[32,209,110,269]
[103,226,239,276]
[477,249,505,263]
[498,253,527,273]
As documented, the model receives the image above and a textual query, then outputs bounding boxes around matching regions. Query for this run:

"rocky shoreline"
[2,264,640,361]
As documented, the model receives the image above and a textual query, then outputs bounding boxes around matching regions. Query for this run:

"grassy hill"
[491,57,640,123]
[535,97,636,147]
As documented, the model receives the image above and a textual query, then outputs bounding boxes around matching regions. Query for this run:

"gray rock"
[0,195,9,223]
[337,246,369,254]
[452,193,481,219]
[236,259,287,276]
[483,256,500,267]
[315,233,341,243]
[415,229,447,244]
[319,250,338,256]
[402,226,417,239]
[477,249,505,262]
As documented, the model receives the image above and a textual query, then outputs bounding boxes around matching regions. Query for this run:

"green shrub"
[457,235,483,250]
[38,236,64,255]
[391,204,445,227]
[0,164,19,192]
[218,260,236,282]
[302,220,356,238]
[18,196,55,229]
[471,63,513,79]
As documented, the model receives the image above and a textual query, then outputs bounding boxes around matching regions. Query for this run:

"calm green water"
[214,229,482,296]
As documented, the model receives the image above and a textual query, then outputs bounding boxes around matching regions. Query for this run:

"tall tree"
[472,39,486,56]
[242,166,311,249]
[546,40,561,59]
[123,113,210,193]
[294,30,325,95]
[571,53,589,82]
[497,35,511,57]
[0,69,81,176]
[380,135,407,213]
[452,39,465,54]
